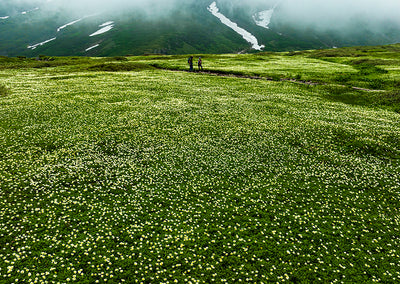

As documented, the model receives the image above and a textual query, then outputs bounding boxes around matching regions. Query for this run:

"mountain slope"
[1,0,399,56]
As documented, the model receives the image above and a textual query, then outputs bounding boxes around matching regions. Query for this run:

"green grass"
[136,44,400,112]
[1,45,400,283]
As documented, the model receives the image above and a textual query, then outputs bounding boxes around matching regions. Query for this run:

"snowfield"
[253,9,274,29]
[90,22,114,37]
[99,21,114,27]
[208,2,264,50]
[57,19,83,32]
[27,37,57,50]
[85,44,100,52]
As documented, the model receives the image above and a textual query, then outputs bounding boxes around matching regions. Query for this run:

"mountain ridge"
[1,0,399,57]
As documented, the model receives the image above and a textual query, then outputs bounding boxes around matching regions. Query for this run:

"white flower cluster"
[0,60,399,283]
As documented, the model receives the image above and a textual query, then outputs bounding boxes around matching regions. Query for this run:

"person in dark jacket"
[198,57,203,71]
[188,56,194,71]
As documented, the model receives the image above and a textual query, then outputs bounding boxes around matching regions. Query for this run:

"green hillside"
[1,45,400,283]
[1,0,400,57]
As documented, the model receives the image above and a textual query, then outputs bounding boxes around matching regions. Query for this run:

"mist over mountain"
[1,0,399,56]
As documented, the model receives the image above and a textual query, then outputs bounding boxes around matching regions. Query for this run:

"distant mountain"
[1,0,399,57]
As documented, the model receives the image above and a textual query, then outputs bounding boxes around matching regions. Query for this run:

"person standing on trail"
[188,56,194,72]
[198,57,203,71]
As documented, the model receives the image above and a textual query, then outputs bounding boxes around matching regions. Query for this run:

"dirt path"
[152,66,384,92]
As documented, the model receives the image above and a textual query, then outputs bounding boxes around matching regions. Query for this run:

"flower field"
[0,47,400,283]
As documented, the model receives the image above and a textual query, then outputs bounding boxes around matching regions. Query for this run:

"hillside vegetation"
[0,45,399,283]
[2,0,400,57]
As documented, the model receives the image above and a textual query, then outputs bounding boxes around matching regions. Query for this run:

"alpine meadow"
[1,44,400,283]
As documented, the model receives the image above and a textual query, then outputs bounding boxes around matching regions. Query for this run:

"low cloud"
[3,0,400,29]
[277,0,400,29]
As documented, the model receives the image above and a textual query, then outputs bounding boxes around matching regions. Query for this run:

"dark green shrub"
[111,56,128,61]
[267,74,282,81]
[38,55,54,61]
[294,74,302,80]
[33,62,52,68]
[392,80,400,88]
[349,59,388,75]
[334,73,352,83]
[323,85,351,95]
[350,59,387,66]
[366,78,385,89]
[286,51,298,56]
[358,64,388,75]
[377,91,400,107]
[0,84,10,97]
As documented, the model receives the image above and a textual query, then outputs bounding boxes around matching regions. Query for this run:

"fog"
[277,0,400,29]
[4,0,400,29]
[1,0,187,17]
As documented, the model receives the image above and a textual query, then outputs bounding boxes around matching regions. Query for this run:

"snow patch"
[27,37,56,50]
[90,25,113,37]
[89,21,114,37]
[207,2,264,51]
[0,16,10,20]
[57,15,97,32]
[99,21,114,27]
[57,19,83,32]
[21,8,39,15]
[85,44,100,52]
[253,9,274,29]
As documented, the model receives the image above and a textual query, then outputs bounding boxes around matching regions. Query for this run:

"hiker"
[198,57,203,71]
[188,56,194,71]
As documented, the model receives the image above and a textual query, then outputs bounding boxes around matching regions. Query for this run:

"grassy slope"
[0,46,399,283]
[137,44,400,112]
[3,1,399,57]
